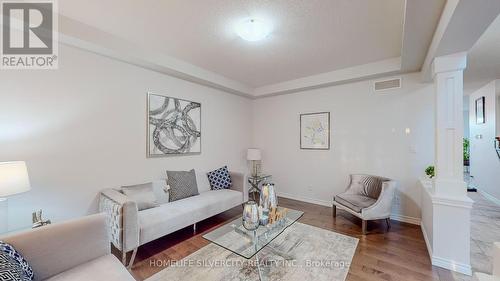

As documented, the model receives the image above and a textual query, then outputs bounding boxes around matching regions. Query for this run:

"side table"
[247,174,272,201]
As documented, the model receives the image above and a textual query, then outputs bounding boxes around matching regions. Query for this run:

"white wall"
[469,80,500,200]
[252,73,435,220]
[0,45,252,230]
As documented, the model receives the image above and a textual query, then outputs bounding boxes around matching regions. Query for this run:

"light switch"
[409,145,417,154]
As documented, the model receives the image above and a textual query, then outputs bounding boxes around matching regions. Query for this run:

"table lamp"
[0,161,31,232]
[247,148,262,177]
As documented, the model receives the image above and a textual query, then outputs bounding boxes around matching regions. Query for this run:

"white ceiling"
[59,0,405,88]
[465,14,500,95]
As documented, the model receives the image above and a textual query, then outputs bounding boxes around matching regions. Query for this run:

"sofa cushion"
[334,193,376,213]
[207,166,232,190]
[121,183,159,211]
[195,170,211,193]
[0,241,34,281]
[167,169,199,202]
[138,189,242,245]
[46,254,134,281]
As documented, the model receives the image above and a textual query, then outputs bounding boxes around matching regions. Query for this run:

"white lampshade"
[247,149,262,161]
[0,161,31,197]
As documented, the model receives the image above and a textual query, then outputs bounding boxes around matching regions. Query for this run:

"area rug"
[146,222,358,281]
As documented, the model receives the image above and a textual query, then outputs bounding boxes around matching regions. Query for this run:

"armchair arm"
[99,188,139,253]
[361,180,397,220]
[230,171,248,203]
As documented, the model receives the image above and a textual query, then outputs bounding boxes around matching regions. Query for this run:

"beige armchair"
[332,174,397,234]
[0,214,134,281]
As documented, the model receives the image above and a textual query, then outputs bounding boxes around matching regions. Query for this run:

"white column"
[432,52,468,198]
[425,52,473,276]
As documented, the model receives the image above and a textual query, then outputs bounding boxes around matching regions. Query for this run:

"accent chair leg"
[121,251,127,265]
[332,205,337,217]
[386,218,391,230]
[127,248,138,270]
[362,220,367,235]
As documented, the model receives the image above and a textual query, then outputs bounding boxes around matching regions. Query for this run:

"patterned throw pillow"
[0,241,34,281]
[167,169,199,202]
[361,175,383,199]
[207,166,232,190]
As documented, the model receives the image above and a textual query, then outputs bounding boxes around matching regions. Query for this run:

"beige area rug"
[146,222,358,281]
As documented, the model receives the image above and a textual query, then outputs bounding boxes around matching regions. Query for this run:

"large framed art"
[300,112,330,150]
[147,93,201,157]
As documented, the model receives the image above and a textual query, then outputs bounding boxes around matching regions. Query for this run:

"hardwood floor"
[120,197,465,281]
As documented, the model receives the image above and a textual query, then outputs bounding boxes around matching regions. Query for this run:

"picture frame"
[147,92,201,157]
[475,96,485,124]
[300,112,330,150]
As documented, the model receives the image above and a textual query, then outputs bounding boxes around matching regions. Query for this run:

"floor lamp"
[0,161,31,232]
[247,148,261,177]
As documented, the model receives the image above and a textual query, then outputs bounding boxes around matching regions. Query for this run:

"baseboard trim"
[420,223,472,276]
[278,192,421,225]
[278,192,332,207]
[420,224,433,260]
[477,188,500,206]
[432,256,472,276]
[390,214,421,225]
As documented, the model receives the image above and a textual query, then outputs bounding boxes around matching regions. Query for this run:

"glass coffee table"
[203,207,304,280]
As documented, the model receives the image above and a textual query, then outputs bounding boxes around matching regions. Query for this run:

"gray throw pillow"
[167,169,199,202]
[121,183,159,211]
[361,176,383,199]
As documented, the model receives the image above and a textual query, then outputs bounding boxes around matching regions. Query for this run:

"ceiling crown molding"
[252,57,402,97]
[50,0,461,98]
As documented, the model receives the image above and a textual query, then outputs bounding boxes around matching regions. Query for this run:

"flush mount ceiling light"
[235,18,272,42]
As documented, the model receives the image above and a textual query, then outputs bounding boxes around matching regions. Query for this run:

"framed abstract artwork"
[300,112,330,150]
[147,93,201,157]
[476,96,485,124]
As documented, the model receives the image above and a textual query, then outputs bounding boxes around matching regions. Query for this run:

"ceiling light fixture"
[235,18,272,42]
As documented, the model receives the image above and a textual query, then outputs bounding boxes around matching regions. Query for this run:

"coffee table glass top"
[203,208,304,259]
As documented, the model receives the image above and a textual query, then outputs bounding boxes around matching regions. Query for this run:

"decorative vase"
[259,183,277,225]
[242,201,260,231]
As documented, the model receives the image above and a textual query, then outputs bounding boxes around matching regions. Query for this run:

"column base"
[421,180,473,276]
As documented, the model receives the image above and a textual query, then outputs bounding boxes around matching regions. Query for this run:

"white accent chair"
[473,242,500,281]
[99,171,247,269]
[0,214,134,281]
[332,174,397,234]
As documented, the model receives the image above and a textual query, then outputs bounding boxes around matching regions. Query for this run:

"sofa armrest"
[361,180,397,220]
[99,188,139,253]
[1,214,110,281]
[230,171,248,203]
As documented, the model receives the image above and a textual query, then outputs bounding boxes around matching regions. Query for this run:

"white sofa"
[99,171,247,268]
[0,214,134,281]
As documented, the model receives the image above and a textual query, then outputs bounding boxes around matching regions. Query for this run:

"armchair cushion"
[0,241,34,281]
[361,176,384,199]
[334,193,376,213]
[347,174,386,199]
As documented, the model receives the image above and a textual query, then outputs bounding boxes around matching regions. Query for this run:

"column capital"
[432,52,467,77]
